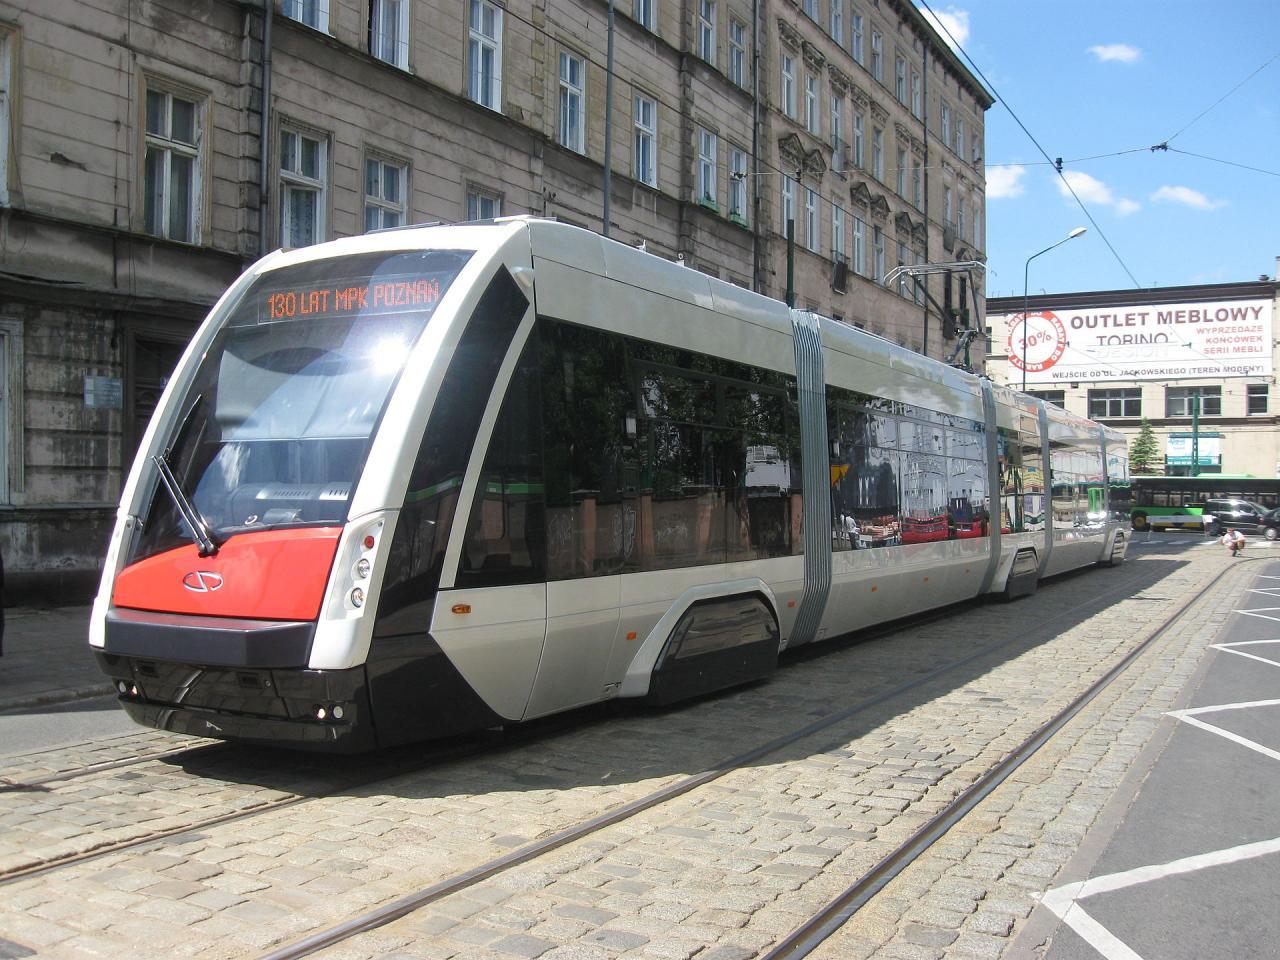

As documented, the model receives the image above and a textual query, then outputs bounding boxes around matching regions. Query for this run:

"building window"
[697,128,717,207]
[1248,383,1269,415]
[943,184,953,225]
[972,134,981,165]
[852,216,866,275]
[852,113,864,169]
[972,201,981,245]
[1088,388,1141,419]
[467,187,501,220]
[697,0,715,64]
[729,148,747,222]
[851,12,863,64]
[894,55,906,102]
[830,96,844,171]
[468,0,503,111]
[870,31,882,82]
[911,71,921,118]
[830,0,843,44]
[832,203,845,259]
[369,0,408,68]
[283,0,329,31]
[955,116,965,155]
[781,175,795,235]
[896,241,910,298]
[805,74,819,135]
[279,125,326,247]
[912,161,922,208]
[364,156,406,231]
[729,19,746,87]
[558,51,585,153]
[634,95,657,187]
[872,225,884,281]
[958,195,966,238]
[1166,386,1221,417]
[803,0,817,18]
[871,126,883,180]
[781,54,796,119]
[941,103,951,147]
[633,0,655,31]
[1029,390,1065,408]
[913,248,925,305]
[895,146,906,196]
[805,187,818,251]
[143,86,202,243]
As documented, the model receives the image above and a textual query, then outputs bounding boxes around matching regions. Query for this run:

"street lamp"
[1021,226,1087,391]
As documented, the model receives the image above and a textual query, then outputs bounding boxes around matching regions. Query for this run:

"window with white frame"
[781,54,796,119]
[972,134,981,165]
[781,175,795,235]
[143,85,202,243]
[894,55,906,102]
[870,31,882,82]
[940,102,951,147]
[852,216,865,275]
[803,0,817,19]
[697,0,715,64]
[697,128,717,206]
[871,126,882,180]
[729,148,747,221]
[729,19,746,87]
[895,146,906,196]
[853,112,864,168]
[634,95,656,187]
[851,12,863,63]
[872,224,884,281]
[468,0,502,111]
[830,96,843,169]
[943,184,953,225]
[832,203,845,259]
[364,156,406,231]
[558,51,585,153]
[279,125,327,248]
[804,187,818,251]
[805,74,819,135]
[633,0,655,31]
[896,241,910,297]
[911,70,921,118]
[914,249,925,304]
[912,161,921,208]
[972,199,981,244]
[1247,383,1269,415]
[467,187,501,220]
[955,116,965,155]
[830,0,843,44]
[958,195,966,239]
[369,0,409,68]
[283,0,329,31]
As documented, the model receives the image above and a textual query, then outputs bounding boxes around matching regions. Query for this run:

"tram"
[89,218,1130,752]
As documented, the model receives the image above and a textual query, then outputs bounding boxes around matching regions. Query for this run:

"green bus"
[1119,475,1280,531]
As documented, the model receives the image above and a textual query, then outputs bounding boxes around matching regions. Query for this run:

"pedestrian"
[1221,526,1246,557]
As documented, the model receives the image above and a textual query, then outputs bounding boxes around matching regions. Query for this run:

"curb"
[0,683,117,714]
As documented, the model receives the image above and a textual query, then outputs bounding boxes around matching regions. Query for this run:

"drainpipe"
[603,0,615,237]
[259,1,273,258]
[750,0,760,292]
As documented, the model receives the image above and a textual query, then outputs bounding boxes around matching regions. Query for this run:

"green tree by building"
[1130,419,1160,475]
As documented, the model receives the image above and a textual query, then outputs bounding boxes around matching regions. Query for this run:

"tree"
[1129,419,1160,475]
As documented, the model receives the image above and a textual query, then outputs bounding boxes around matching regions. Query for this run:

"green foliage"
[1129,418,1160,475]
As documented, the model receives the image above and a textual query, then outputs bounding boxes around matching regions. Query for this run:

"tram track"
[251,556,1199,960]
[0,739,229,795]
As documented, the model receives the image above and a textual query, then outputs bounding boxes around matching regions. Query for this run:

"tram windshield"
[130,249,472,562]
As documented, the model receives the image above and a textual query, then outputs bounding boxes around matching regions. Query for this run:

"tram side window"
[947,427,988,538]
[1107,447,1130,520]
[829,392,902,549]
[998,428,1023,533]
[1019,415,1045,532]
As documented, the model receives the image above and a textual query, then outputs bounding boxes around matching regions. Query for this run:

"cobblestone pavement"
[0,542,1236,959]
[0,733,215,791]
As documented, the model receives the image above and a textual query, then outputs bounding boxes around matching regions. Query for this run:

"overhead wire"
[1159,51,1280,145]
[914,0,1142,288]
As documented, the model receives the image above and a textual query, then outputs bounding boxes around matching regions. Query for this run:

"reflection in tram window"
[901,452,947,543]
[1019,414,1045,532]
[947,457,988,538]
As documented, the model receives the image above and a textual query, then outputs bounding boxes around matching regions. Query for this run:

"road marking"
[1211,639,1280,669]
[1166,698,1280,762]
[1041,837,1280,960]
[1233,606,1280,623]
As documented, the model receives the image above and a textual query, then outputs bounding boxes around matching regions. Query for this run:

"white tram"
[90,218,1130,751]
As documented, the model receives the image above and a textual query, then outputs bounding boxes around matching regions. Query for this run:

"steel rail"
[0,741,230,794]
[256,559,1175,960]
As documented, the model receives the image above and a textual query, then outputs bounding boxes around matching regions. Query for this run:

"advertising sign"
[995,297,1272,385]
[1166,435,1222,467]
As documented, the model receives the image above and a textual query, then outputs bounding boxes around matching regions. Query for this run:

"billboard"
[1166,435,1222,467]
[994,297,1272,385]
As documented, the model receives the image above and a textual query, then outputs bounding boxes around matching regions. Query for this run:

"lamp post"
[1021,226,1087,391]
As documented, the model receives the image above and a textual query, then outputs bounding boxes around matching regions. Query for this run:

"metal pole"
[602,0,615,238]
[1191,393,1200,477]
[1020,228,1086,392]
[258,0,273,257]
[786,219,795,307]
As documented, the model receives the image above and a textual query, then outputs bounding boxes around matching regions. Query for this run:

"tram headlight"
[350,587,365,608]
[355,558,371,579]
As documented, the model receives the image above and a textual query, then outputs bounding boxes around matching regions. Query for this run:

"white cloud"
[1088,43,1141,63]
[986,165,1027,199]
[1151,185,1227,211]
[1056,171,1140,215]
[919,6,970,49]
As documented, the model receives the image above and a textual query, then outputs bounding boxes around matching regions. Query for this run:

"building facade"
[0,0,987,595]
[986,265,1280,477]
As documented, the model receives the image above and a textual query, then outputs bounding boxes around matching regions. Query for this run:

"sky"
[915,0,1280,299]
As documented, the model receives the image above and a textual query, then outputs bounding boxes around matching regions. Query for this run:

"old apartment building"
[0,0,988,593]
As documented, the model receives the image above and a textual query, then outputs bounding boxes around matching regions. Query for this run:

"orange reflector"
[787,600,797,608]
[451,603,472,615]
[363,535,376,549]
[923,576,929,582]
[626,631,637,641]
[871,585,877,592]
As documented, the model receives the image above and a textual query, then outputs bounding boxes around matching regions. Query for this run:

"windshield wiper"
[151,453,218,558]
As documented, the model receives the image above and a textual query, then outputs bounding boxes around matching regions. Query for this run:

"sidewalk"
[0,605,109,712]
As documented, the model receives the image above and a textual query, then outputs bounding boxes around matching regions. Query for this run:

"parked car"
[1261,507,1280,541]
[1201,498,1270,537]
